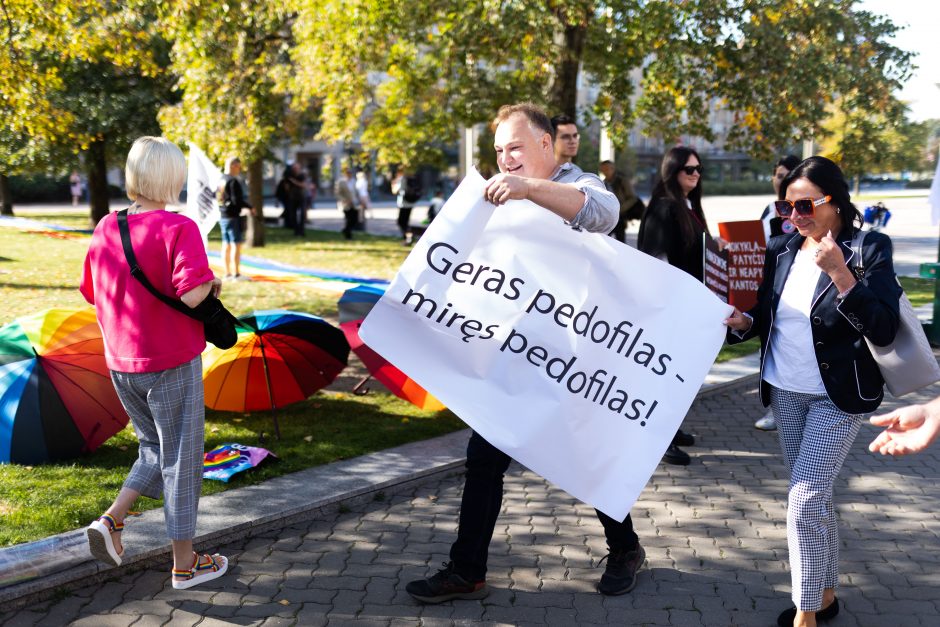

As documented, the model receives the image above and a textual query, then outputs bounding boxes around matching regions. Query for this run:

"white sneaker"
[754,413,777,431]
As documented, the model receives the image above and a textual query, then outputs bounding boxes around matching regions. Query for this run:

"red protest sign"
[718,220,767,311]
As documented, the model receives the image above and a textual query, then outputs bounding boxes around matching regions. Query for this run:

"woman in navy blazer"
[726,157,900,627]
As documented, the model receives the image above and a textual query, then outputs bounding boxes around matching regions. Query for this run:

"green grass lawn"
[0,212,460,545]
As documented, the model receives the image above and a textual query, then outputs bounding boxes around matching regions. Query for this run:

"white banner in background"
[360,169,732,520]
[185,144,224,245]
[930,155,940,226]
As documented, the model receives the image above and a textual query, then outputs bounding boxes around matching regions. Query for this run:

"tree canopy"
[287,0,913,166]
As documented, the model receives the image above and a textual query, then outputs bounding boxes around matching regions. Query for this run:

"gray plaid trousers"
[770,385,862,611]
[110,355,205,541]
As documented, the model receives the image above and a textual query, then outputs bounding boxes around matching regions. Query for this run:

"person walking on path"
[218,157,254,280]
[392,168,421,245]
[404,103,644,604]
[80,136,229,590]
[725,156,900,627]
[69,170,84,207]
[355,170,371,230]
[335,167,359,240]
[754,154,802,431]
[599,159,644,243]
[637,146,721,465]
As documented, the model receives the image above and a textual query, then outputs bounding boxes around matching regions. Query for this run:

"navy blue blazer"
[728,227,901,414]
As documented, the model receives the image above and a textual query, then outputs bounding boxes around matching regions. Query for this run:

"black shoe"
[342,228,352,240]
[777,597,839,626]
[662,444,690,466]
[596,544,646,596]
[405,562,488,604]
[673,429,695,447]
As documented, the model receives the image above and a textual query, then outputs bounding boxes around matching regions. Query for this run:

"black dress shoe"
[777,597,839,626]
[673,429,695,447]
[662,444,690,466]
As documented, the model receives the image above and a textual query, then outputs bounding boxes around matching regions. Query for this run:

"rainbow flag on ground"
[203,443,277,482]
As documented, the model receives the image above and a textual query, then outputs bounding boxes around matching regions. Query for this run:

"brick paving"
[3,379,939,626]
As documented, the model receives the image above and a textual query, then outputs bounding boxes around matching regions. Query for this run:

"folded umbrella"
[0,308,129,464]
[202,310,349,437]
[338,285,445,411]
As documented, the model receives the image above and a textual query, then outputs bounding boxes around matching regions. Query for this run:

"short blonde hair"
[125,136,186,205]
[224,156,241,174]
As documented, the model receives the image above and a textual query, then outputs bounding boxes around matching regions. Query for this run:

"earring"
[836,207,841,214]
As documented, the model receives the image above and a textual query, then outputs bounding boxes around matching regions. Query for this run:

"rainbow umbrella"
[202,310,349,437]
[338,286,445,411]
[0,308,129,464]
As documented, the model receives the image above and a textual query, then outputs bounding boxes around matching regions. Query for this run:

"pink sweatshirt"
[80,210,215,373]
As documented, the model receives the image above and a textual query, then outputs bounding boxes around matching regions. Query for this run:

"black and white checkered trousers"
[770,385,862,611]
[110,355,205,541]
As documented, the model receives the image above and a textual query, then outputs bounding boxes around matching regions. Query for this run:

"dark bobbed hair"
[650,146,708,247]
[775,155,801,172]
[492,103,555,141]
[779,156,862,232]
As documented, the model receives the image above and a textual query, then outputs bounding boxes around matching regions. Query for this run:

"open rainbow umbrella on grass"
[0,308,128,464]
[338,285,445,411]
[201,310,349,438]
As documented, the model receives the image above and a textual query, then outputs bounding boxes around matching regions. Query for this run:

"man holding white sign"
[400,104,656,602]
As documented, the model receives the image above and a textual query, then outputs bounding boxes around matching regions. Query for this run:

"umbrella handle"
[352,375,372,396]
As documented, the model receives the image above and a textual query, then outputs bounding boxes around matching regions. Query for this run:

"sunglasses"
[680,165,703,175]
[774,195,832,218]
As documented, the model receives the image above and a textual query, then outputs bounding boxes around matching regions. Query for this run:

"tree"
[157,1,303,247]
[1,0,169,224]
[287,0,912,167]
[820,97,930,191]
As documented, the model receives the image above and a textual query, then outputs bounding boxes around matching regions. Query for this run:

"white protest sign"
[360,169,732,520]
[185,144,223,245]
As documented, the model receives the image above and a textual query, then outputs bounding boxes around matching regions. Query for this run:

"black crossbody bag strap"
[116,209,200,321]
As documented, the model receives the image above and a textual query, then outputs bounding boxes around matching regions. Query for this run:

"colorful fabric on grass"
[203,443,276,482]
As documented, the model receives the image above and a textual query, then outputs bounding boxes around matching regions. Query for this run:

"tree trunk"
[853,175,860,197]
[87,138,111,226]
[0,174,12,216]
[246,159,265,247]
[550,21,587,118]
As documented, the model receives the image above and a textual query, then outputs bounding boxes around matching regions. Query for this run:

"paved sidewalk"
[3,376,939,626]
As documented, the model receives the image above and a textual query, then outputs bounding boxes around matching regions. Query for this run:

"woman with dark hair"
[637,146,719,465]
[726,156,900,626]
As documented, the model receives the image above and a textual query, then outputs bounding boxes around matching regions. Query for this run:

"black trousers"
[397,206,413,238]
[449,431,638,581]
[342,208,358,239]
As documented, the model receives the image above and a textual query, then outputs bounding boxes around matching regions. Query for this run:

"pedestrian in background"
[637,146,721,465]
[754,154,802,431]
[80,136,228,590]
[69,170,83,207]
[725,156,900,627]
[599,159,644,243]
[218,157,253,280]
[355,170,371,230]
[393,168,421,245]
[335,167,359,240]
[550,114,580,166]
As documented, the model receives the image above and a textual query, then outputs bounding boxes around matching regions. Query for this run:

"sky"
[860,0,939,121]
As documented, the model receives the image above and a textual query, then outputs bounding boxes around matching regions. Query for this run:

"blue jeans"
[219,217,244,244]
[449,431,638,580]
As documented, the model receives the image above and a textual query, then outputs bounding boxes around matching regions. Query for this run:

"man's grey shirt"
[551,161,619,234]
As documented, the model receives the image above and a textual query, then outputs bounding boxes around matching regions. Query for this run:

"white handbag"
[852,230,940,396]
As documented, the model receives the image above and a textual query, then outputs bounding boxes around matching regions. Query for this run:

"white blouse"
[763,248,827,395]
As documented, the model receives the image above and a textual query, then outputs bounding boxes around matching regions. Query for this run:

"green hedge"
[7,174,124,203]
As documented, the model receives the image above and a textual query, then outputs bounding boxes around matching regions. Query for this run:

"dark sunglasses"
[774,195,832,218]
[680,165,703,175]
